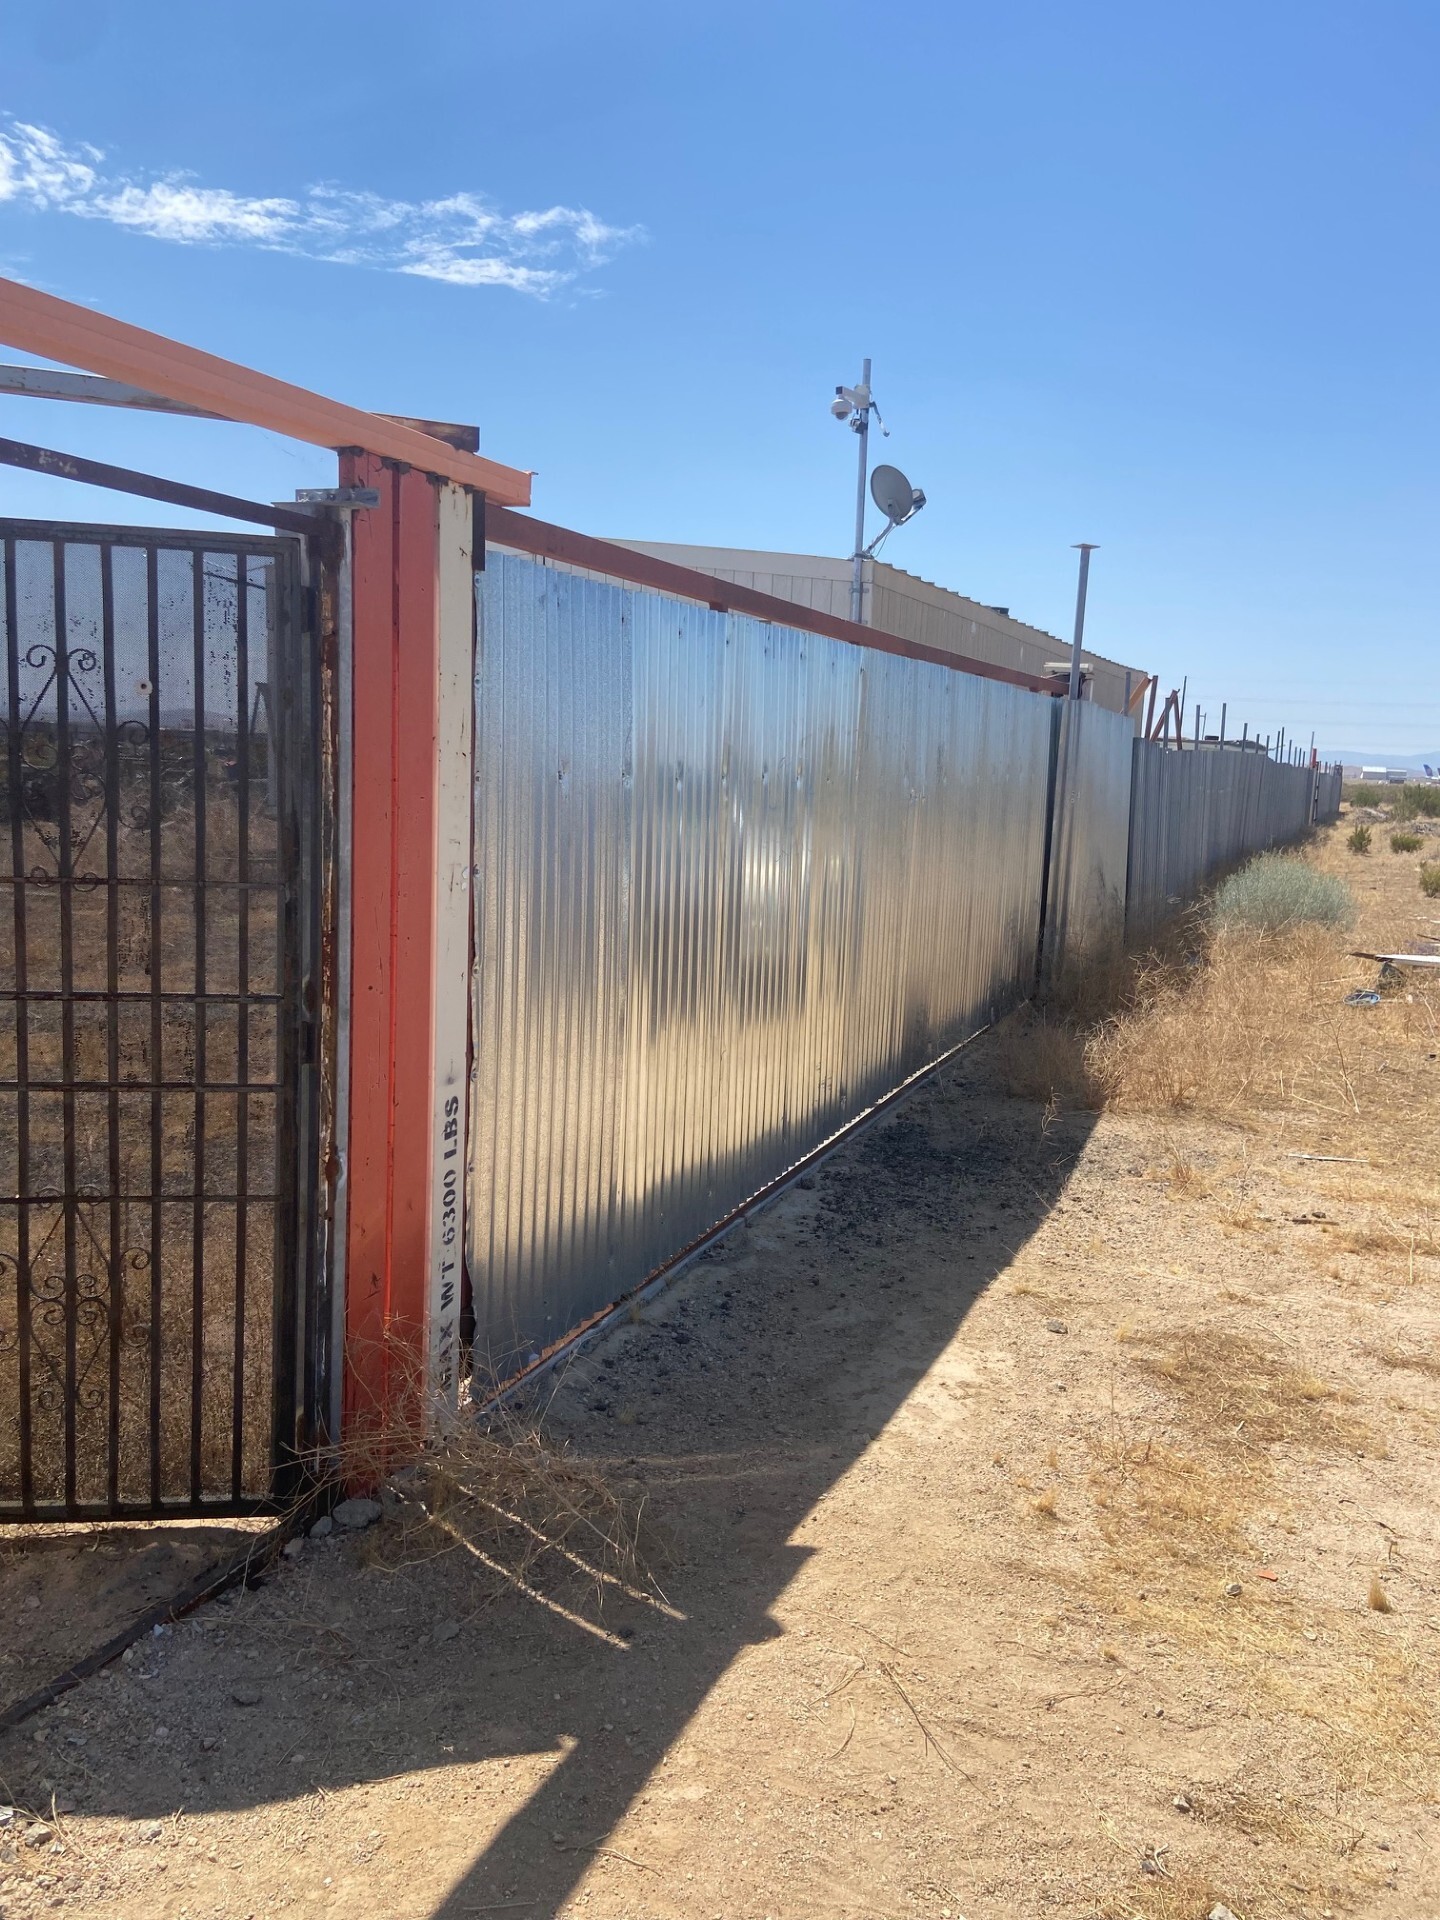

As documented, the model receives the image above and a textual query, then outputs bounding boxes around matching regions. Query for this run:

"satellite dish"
[870,463,920,523]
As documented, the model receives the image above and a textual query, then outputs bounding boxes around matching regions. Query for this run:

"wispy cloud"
[0,116,642,297]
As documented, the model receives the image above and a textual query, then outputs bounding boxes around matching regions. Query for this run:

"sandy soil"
[1,822,1437,1920]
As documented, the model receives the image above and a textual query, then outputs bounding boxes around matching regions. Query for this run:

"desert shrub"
[1421,865,1440,898]
[1347,824,1372,854]
[1212,854,1354,933]
[1394,784,1440,821]
[1391,830,1423,853]
[1345,783,1382,807]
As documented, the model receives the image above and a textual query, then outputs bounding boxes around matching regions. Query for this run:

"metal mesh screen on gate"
[0,521,308,1518]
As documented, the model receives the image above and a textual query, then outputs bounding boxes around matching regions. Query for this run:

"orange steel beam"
[342,453,444,1451]
[485,505,1065,695]
[0,275,531,506]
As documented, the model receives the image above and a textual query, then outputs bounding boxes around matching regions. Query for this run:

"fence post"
[338,455,475,1461]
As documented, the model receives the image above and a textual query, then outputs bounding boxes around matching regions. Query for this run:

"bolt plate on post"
[293,487,381,508]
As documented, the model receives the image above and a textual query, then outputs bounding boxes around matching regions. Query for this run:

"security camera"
[830,395,851,420]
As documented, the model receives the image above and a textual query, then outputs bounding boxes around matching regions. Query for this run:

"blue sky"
[1,0,1435,759]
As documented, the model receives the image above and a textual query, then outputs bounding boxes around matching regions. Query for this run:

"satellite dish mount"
[865,464,926,555]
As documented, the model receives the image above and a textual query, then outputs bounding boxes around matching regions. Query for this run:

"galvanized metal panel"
[1041,700,1134,984]
[1126,744,1332,937]
[468,553,1054,1374]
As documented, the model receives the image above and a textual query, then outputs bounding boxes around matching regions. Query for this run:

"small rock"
[0,1804,15,1826]
[24,1594,40,1611]
[1153,1705,1164,1718]
[1224,1582,1243,1597]
[1052,1381,1067,1392]
[1173,1793,1192,1813]
[281,1538,304,1559]
[309,1515,333,1539]
[432,1620,460,1645]
[333,1496,382,1531]
[139,1820,163,1842]
[231,1685,262,1708]
[200,1735,220,1752]
[1209,1907,1240,1920]
[152,1726,170,1743]
[1045,1319,1068,1334]
[25,1822,54,1848]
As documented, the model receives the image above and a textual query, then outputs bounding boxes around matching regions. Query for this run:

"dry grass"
[297,1343,670,1635]
[993,1007,1107,1109]
[1080,840,1440,1222]
[1361,1342,1440,1380]
[1132,1327,1375,1454]
[1065,1327,1437,1801]
[1094,1868,1253,1920]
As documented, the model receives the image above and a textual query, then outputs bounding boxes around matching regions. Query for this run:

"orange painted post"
[338,452,477,1458]
[342,453,441,1452]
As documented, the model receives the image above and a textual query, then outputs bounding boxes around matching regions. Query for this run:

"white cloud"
[0,114,642,297]
[94,182,300,244]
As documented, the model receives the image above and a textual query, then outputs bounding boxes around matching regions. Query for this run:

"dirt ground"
[1,817,1437,1920]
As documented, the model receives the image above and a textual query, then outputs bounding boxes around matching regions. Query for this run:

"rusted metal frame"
[188,547,208,1503]
[484,505,1066,696]
[0,433,320,536]
[0,276,531,504]
[3,533,35,1513]
[50,536,80,1510]
[310,515,350,1455]
[267,535,319,1505]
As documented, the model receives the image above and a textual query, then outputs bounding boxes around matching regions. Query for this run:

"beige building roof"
[611,541,1148,718]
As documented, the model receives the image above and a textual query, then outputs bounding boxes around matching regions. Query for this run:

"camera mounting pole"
[848,357,871,624]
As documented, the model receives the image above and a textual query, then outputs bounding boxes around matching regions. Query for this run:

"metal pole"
[1179,676,1188,748]
[1067,544,1097,700]
[1194,703,1201,748]
[850,357,871,625]
[1219,702,1227,748]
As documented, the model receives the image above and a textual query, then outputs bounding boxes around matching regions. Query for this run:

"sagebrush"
[1213,853,1354,931]
[1394,784,1440,821]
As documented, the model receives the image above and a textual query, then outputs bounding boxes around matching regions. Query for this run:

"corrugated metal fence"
[466,550,1343,1374]
[1041,700,1135,983]
[1126,743,1341,938]
[468,553,1056,1373]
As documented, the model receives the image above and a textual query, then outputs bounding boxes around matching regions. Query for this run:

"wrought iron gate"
[1,520,319,1519]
